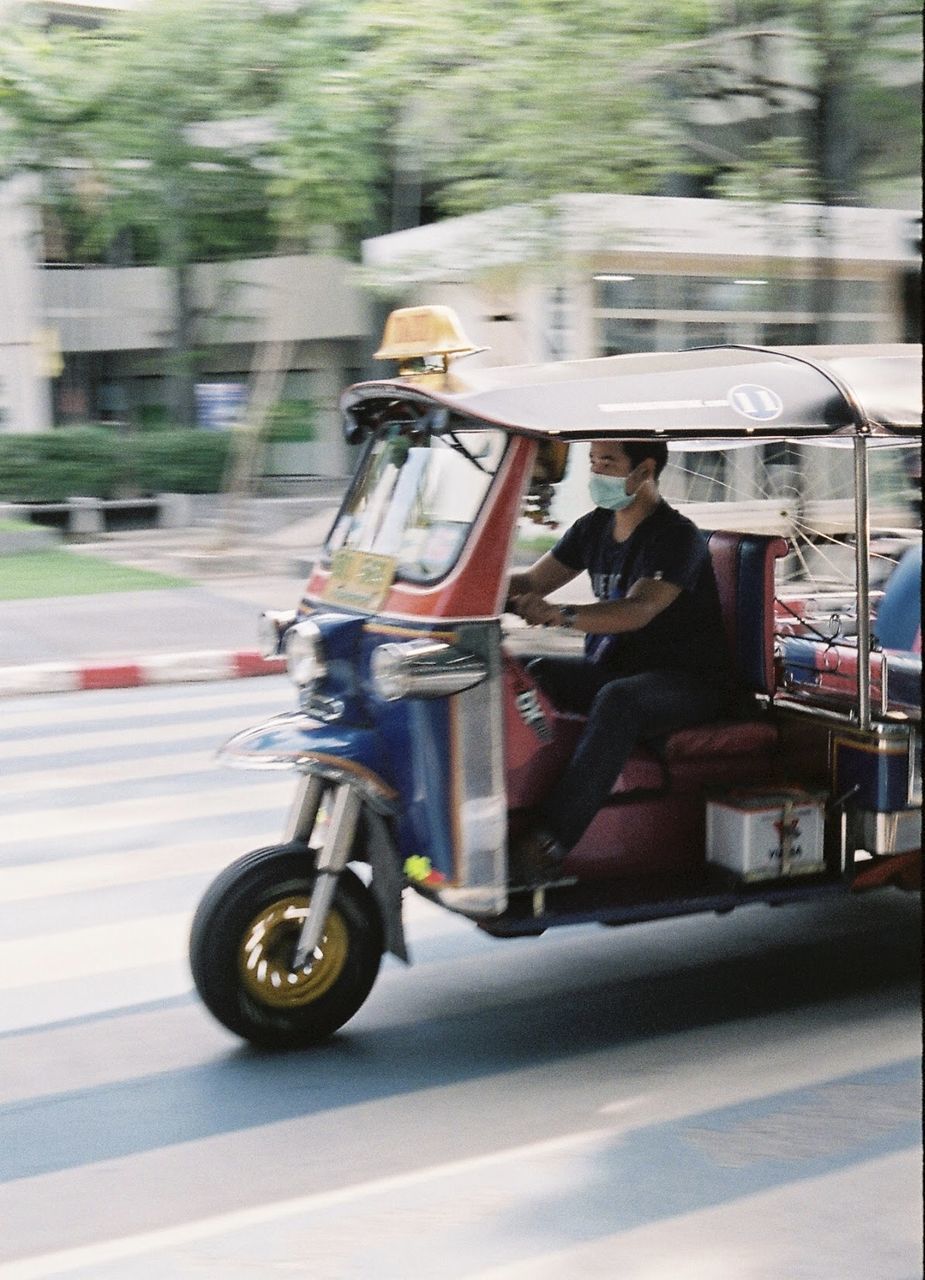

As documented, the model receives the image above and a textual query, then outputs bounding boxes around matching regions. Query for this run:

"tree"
[674,0,922,334]
[0,0,382,427]
[688,0,921,201]
[357,0,713,224]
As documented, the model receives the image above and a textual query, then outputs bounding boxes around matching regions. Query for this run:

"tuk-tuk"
[190,308,922,1049]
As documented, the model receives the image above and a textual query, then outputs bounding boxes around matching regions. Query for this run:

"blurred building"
[362,194,920,369]
[40,254,373,478]
[0,0,919,487]
[2,188,919,477]
[0,175,54,433]
[362,194,921,537]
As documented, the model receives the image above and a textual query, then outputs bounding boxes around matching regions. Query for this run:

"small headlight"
[257,609,297,659]
[285,620,327,689]
[371,643,410,701]
[371,639,487,701]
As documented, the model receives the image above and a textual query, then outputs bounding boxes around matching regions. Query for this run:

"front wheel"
[190,843,384,1049]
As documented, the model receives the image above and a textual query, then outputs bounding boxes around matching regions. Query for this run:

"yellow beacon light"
[373,306,485,376]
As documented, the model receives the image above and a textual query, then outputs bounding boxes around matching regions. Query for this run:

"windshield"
[326,423,507,584]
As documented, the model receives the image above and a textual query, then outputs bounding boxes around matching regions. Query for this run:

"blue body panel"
[219,715,388,779]
[226,609,459,875]
[832,735,912,813]
[875,545,922,652]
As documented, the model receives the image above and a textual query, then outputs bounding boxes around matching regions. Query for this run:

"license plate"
[321,549,396,611]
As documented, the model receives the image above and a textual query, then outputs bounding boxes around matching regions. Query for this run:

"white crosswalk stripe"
[0,710,274,761]
[0,682,919,1280]
[0,684,290,1024]
[9,750,229,798]
[0,681,290,734]
[0,681,464,1033]
[0,911,194,991]
[0,836,268,902]
[0,777,294,844]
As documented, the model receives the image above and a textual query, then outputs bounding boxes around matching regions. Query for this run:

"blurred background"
[0,9,921,1273]
[0,0,921,522]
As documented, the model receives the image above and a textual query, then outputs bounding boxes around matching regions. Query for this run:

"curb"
[0,650,286,698]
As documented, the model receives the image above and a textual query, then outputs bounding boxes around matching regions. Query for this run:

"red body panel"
[304,438,536,621]
[502,651,780,881]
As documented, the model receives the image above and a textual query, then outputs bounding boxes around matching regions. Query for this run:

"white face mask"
[589,471,635,511]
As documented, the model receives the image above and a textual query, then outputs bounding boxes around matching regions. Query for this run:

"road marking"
[0,682,285,733]
[5,751,222,799]
[0,712,271,762]
[0,837,254,901]
[0,840,455,925]
[459,1151,919,1280]
[0,778,293,845]
[0,913,193,990]
[0,1127,614,1279]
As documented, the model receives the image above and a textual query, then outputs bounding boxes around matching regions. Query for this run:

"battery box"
[706,789,826,882]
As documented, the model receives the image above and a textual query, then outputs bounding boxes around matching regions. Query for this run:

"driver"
[506,438,732,884]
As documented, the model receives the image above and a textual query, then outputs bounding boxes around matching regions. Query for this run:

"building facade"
[1,189,919,491]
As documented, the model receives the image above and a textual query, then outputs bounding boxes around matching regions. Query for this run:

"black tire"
[189,843,384,1050]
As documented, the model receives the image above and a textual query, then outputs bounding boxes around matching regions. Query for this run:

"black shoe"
[508,826,566,887]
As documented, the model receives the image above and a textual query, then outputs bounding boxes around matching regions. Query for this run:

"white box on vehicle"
[706,789,826,881]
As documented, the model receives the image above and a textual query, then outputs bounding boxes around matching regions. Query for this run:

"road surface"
[0,679,920,1278]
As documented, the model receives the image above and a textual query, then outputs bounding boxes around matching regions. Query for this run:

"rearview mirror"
[532,439,568,484]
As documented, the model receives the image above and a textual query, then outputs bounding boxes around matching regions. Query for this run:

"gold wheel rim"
[238,895,348,1009]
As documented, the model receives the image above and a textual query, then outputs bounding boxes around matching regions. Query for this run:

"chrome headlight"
[371,639,487,701]
[257,609,297,659]
[284,620,327,689]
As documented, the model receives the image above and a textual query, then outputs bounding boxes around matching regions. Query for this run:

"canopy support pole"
[853,435,872,729]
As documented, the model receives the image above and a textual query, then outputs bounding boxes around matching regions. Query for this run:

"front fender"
[218,713,397,809]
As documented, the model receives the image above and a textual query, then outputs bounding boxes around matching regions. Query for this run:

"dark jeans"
[528,657,729,851]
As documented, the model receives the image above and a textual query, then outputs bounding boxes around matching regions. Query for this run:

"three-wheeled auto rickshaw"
[190,309,922,1049]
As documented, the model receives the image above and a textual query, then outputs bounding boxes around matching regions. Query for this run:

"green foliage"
[0,428,233,501]
[711,137,816,204]
[137,405,172,430]
[0,428,120,501]
[687,0,923,206]
[0,0,382,261]
[0,1,380,435]
[268,7,384,249]
[130,431,235,494]
[263,400,317,444]
[53,1,281,265]
[1,0,919,279]
[358,0,712,216]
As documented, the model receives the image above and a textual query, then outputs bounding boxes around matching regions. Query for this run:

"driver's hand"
[509,592,562,627]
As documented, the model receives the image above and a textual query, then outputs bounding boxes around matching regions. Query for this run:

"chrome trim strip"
[909,734,922,807]
[853,436,872,729]
[292,783,362,966]
[858,808,921,855]
[283,774,325,845]
[436,620,508,918]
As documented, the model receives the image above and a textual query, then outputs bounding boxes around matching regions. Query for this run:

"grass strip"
[0,550,191,600]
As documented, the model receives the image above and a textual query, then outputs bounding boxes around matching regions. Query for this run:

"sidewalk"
[0,506,337,697]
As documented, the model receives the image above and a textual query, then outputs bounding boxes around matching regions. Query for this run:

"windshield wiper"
[444,430,492,475]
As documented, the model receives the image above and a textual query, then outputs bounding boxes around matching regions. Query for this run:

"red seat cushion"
[663,720,778,760]
[550,712,779,795]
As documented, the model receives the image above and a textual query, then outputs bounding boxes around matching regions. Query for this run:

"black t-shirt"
[552,500,731,684]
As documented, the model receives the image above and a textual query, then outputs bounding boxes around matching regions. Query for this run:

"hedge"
[0,428,235,501]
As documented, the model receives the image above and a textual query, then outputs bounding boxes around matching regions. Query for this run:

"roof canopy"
[343,344,922,440]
